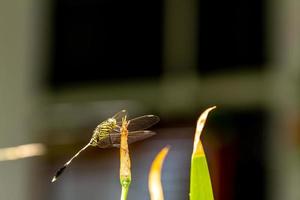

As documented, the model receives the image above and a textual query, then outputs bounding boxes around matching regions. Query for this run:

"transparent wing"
[112,110,127,123]
[110,130,156,145]
[127,115,160,131]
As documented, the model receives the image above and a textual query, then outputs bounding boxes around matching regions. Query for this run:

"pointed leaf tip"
[193,106,216,155]
[148,146,170,200]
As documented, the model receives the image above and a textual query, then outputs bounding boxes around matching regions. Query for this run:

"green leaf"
[190,142,214,200]
[190,107,215,200]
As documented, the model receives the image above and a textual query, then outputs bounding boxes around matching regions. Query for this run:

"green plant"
[189,106,216,200]
[147,106,216,200]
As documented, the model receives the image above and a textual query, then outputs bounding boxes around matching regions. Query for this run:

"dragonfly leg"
[108,134,113,146]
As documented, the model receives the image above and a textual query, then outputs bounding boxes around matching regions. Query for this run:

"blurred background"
[0,0,300,199]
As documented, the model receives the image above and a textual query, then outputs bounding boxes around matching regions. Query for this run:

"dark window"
[49,0,163,89]
[198,0,266,74]
[210,109,267,200]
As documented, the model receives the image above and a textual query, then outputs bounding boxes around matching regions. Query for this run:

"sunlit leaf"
[148,146,170,200]
[190,106,216,200]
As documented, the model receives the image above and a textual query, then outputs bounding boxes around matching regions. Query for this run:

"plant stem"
[120,178,131,200]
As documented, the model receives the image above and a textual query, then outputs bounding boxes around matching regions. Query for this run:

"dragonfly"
[51,110,159,182]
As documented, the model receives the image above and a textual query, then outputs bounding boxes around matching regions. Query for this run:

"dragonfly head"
[107,118,117,127]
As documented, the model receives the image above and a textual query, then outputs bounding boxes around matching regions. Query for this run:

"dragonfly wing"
[110,130,156,146]
[127,115,160,131]
[112,110,127,123]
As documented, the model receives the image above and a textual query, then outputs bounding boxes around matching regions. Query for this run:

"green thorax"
[90,118,117,147]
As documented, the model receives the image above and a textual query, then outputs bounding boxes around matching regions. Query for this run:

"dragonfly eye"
[107,118,116,124]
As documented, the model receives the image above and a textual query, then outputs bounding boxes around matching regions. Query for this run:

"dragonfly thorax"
[90,118,118,147]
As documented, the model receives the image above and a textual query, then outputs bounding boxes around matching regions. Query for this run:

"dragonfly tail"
[52,165,67,182]
[51,143,91,182]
